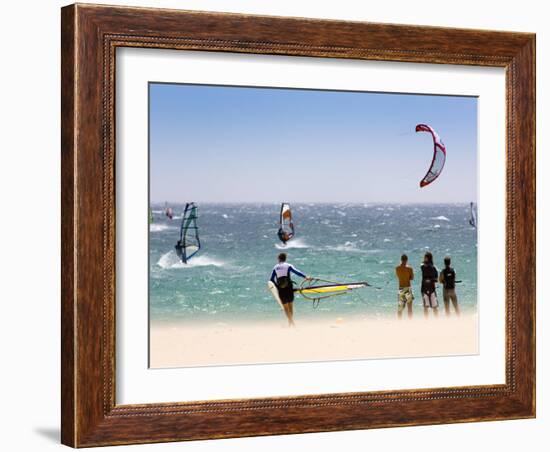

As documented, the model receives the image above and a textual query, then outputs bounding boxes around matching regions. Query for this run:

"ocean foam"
[149,224,174,232]
[275,238,309,249]
[157,251,226,269]
[431,215,451,221]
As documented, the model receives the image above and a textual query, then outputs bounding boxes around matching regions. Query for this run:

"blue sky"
[149,83,477,203]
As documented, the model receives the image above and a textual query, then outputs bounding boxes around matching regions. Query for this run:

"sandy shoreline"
[150,313,478,368]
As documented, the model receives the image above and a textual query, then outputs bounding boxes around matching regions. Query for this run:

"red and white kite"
[415,124,446,188]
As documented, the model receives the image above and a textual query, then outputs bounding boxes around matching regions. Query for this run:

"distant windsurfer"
[439,256,460,316]
[165,204,173,220]
[395,254,414,319]
[278,203,295,245]
[269,252,310,326]
[469,202,477,228]
[174,202,200,264]
[277,223,294,244]
[420,251,439,317]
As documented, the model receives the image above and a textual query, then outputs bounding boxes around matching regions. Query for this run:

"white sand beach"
[150,313,478,368]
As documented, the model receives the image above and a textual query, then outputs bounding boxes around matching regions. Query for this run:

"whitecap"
[327,242,366,253]
[149,224,174,232]
[431,215,451,221]
[275,238,309,249]
[157,251,226,269]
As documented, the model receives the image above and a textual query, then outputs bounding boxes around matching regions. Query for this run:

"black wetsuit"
[277,228,287,244]
[420,263,438,295]
[440,266,456,289]
[270,263,306,303]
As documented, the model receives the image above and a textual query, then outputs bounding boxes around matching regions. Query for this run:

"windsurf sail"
[149,208,153,224]
[175,202,200,263]
[165,203,173,220]
[416,124,446,188]
[277,202,295,244]
[295,278,373,307]
[469,202,477,228]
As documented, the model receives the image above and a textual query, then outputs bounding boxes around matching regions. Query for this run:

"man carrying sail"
[269,253,311,327]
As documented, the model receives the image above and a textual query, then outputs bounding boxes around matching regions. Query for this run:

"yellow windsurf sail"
[298,283,367,294]
[295,279,372,306]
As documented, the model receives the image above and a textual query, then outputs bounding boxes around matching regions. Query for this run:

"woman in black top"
[420,252,439,317]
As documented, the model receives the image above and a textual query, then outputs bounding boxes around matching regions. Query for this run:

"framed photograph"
[61,4,536,447]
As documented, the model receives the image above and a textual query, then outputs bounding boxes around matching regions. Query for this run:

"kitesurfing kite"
[469,202,478,229]
[415,124,446,187]
[175,202,200,263]
[164,203,174,220]
[277,202,295,244]
[295,278,374,307]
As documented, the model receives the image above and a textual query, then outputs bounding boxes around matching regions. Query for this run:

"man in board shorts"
[420,251,439,317]
[269,253,310,327]
[395,254,414,319]
[439,256,460,316]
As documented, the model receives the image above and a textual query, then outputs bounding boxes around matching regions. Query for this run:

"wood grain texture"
[60,3,536,447]
[60,5,76,447]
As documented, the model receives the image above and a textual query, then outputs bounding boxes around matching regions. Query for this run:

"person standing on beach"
[420,251,439,317]
[269,253,311,327]
[439,256,460,316]
[395,254,414,319]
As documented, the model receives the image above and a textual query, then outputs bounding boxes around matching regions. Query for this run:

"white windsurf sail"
[469,202,477,228]
[277,202,295,244]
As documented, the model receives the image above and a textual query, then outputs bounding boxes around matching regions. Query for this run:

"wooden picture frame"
[61,3,535,447]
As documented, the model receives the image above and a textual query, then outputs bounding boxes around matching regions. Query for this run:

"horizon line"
[150,200,477,205]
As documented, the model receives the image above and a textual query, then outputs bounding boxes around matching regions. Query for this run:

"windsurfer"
[277,223,294,244]
[278,203,295,244]
[269,252,311,326]
[175,202,200,264]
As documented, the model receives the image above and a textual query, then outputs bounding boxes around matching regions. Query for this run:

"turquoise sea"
[149,203,477,323]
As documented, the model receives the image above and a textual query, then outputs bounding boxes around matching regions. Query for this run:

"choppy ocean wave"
[150,224,175,232]
[274,238,310,249]
[157,250,227,269]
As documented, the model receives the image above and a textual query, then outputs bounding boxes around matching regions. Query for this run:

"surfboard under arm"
[267,281,284,311]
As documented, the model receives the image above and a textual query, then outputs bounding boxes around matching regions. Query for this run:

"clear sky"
[149,83,477,203]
